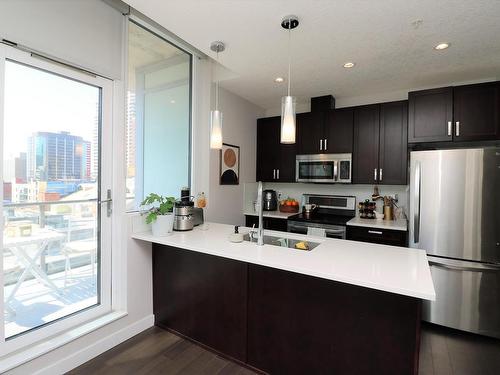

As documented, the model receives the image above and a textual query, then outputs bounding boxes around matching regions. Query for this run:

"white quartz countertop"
[347,217,408,231]
[132,222,434,301]
[244,210,298,219]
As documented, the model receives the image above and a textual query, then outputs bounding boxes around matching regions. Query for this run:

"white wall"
[205,87,264,225]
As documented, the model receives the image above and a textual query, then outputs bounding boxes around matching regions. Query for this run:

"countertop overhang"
[132,222,435,301]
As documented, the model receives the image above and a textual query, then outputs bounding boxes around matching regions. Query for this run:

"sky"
[3,60,99,159]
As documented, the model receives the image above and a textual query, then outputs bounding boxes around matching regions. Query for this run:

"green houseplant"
[141,193,176,236]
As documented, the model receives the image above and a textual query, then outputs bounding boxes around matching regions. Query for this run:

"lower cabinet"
[347,225,408,247]
[245,215,288,232]
[153,245,248,361]
[153,244,421,375]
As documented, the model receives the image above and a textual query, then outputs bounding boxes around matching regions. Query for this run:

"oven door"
[296,157,335,183]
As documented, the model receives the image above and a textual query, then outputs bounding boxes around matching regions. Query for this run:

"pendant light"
[210,41,225,149]
[280,15,299,144]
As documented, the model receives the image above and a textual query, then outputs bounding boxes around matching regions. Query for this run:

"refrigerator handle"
[414,161,421,243]
[428,259,500,273]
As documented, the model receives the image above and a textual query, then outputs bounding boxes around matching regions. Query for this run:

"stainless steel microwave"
[296,154,352,183]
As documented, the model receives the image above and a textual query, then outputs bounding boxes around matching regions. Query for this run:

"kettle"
[262,190,278,211]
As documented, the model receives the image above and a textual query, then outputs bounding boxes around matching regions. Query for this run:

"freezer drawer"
[423,256,500,338]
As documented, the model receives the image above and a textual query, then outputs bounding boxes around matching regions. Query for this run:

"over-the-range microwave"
[296,153,352,183]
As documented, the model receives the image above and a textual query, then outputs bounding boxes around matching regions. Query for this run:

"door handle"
[324,138,327,151]
[273,169,276,179]
[455,121,460,136]
[447,121,452,136]
[319,139,323,151]
[374,168,378,182]
[414,162,421,243]
[379,168,383,182]
[277,169,280,179]
[99,189,113,217]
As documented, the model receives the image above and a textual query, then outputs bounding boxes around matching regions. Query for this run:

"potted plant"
[141,193,176,236]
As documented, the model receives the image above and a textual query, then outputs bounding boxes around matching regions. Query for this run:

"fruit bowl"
[279,204,299,213]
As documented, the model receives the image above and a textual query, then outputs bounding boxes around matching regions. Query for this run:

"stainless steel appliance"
[409,147,500,338]
[287,194,356,239]
[173,201,194,231]
[296,154,352,183]
[263,189,278,211]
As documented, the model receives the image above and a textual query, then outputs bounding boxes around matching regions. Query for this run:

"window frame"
[0,44,113,357]
[126,17,194,212]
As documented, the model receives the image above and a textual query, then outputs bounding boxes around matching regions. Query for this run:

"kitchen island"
[133,222,435,375]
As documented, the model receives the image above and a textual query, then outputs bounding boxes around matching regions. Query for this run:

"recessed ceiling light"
[274,77,284,83]
[343,62,356,68]
[434,43,450,50]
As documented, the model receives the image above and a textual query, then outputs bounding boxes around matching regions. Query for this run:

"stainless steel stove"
[287,194,356,239]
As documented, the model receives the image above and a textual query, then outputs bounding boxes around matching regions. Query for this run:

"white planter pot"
[151,213,174,237]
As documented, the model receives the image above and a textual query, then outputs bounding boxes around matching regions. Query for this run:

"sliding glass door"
[0,44,112,351]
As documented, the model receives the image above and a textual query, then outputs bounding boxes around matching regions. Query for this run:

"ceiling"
[126,0,500,110]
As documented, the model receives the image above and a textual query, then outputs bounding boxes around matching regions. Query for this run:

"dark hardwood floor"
[69,323,500,375]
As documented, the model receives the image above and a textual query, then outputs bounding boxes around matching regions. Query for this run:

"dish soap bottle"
[228,225,244,243]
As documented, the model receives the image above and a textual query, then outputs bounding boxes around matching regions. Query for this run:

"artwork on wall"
[220,143,240,185]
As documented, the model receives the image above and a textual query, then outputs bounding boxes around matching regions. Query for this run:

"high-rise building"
[27,131,91,181]
[91,103,99,180]
[14,152,27,183]
[126,91,136,178]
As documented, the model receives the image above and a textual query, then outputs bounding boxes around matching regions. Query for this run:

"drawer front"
[347,226,407,247]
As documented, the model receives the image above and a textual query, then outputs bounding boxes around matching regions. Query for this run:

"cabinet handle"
[456,121,460,136]
[273,169,276,179]
[319,139,323,151]
[277,169,280,179]
[447,121,452,136]
[379,168,383,181]
[368,230,383,235]
[324,138,327,151]
[374,168,378,181]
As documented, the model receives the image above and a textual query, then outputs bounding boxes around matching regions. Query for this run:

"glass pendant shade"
[210,109,223,149]
[280,95,296,144]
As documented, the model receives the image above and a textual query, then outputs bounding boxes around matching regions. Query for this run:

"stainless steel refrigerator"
[409,147,500,338]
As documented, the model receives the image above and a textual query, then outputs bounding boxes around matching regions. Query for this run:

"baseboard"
[34,314,155,375]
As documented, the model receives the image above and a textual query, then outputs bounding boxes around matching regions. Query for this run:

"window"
[0,45,112,352]
[126,20,192,211]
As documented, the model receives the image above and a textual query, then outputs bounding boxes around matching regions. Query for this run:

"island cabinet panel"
[152,244,248,362]
[247,264,421,375]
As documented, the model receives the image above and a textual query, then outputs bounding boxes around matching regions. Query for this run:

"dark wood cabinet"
[353,102,408,185]
[153,245,248,362]
[346,225,408,247]
[297,109,354,155]
[353,104,380,184]
[245,215,288,232]
[453,82,500,141]
[256,116,296,182]
[153,245,422,375]
[296,111,325,154]
[379,101,408,184]
[247,263,421,375]
[325,107,354,153]
[409,82,500,143]
[408,87,453,143]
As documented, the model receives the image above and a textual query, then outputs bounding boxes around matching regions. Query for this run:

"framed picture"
[220,143,240,185]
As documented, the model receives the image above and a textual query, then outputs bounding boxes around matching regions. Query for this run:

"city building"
[27,131,91,182]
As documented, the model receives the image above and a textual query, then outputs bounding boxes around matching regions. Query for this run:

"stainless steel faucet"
[256,181,264,245]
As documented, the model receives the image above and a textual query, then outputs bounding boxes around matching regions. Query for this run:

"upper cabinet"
[453,82,500,141]
[409,82,500,143]
[353,101,408,185]
[256,116,296,182]
[408,87,453,143]
[297,108,354,154]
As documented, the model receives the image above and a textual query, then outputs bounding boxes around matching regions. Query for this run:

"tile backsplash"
[244,182,409,218]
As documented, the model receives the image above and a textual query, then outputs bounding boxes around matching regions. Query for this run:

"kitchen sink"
[243,234,320,251]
